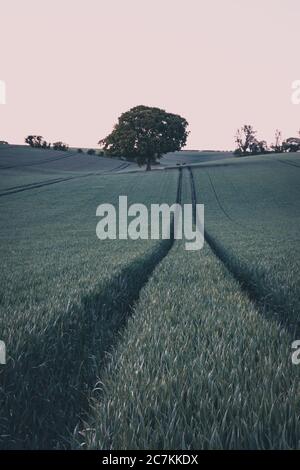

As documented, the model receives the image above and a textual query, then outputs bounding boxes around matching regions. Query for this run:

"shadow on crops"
[187,166,299,338]
[0,169,182,449]
[204,230,300,338]
[0,237,175,450]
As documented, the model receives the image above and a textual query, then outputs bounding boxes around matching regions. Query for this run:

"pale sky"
[0,0,299,150]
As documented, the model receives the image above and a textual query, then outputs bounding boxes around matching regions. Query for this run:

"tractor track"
[205,170,236,224]
[189,166,264,234]
[0,151,81,170]
[188,165,239,226]
[1,176,72,192]
[188,164,253,290]
[277,159,300,169]
[187,166,197,224]
[176,167,183,205]
[0,173,92,197]
[0,168,183,449]
[187,166,299,336]
[0,163,132,198]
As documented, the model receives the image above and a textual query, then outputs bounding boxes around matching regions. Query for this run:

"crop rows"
[0,169,178,449]
[192,160,300,334]
[84,169,300,449]
[1,152,299,449]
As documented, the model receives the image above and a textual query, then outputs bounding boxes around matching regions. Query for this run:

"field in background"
[0,144,299,449]
[160,150,233,167]
[0,144,137,193]
[0,145,233,190]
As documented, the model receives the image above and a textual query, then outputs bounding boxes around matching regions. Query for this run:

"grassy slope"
[0,144,131,172]
[85,169,300,449]
[0,144,138,193]
[0,169,178,449]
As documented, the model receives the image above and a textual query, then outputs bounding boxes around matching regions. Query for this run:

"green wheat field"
[0,144,300,449]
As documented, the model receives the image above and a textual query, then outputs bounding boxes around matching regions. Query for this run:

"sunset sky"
[0,0,299,150]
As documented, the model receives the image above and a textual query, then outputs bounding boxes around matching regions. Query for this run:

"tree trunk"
[146,157,151,171]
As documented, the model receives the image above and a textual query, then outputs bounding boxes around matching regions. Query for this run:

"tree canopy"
[99,105,189,170]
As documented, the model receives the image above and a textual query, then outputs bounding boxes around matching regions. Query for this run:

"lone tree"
[271,129,283,153]
[99,105,189,170]
[234,125,257,155]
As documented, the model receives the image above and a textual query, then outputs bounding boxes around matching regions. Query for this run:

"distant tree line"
[234,126,300,156]
[25,135,69,151]
[24,136,103,156]
[23,116,299,165]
